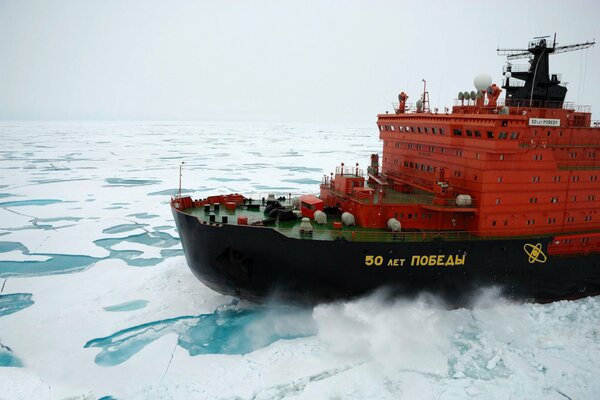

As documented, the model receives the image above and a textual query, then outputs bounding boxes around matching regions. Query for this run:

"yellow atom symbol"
[523,243,547,264]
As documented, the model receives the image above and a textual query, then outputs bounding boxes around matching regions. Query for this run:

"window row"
[490,215,592,226]
[495,175,597,183]
[393,213,433,219]
[379,125,521,140]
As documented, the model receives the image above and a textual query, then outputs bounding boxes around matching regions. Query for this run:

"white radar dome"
[474,74,492,91]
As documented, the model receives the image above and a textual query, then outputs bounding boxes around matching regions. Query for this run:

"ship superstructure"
[321,36,599,255]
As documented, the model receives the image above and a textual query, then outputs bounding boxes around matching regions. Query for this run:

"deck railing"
[274,227,478,242]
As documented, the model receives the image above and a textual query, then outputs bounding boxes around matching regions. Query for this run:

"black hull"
[173,208,600,305]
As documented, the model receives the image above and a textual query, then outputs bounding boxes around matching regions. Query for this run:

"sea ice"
[0,122,599,400]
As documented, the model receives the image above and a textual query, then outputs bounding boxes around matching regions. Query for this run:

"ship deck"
[181,200,476,242]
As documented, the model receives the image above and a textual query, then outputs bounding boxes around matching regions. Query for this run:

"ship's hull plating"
[173,208,600,304]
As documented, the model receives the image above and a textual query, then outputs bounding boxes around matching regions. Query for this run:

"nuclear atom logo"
[523,243,548,264]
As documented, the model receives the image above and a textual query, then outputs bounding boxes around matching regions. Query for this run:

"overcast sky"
[0,0,598,122]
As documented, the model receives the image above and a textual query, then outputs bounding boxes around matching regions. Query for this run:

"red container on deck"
[237,216,248,225]
[333,221,343,229]
[225,202,236,212]
[298,194,324,219]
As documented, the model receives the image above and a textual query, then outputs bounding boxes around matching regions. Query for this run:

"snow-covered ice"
[1,121,599,399]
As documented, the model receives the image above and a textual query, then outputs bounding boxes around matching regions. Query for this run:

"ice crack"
[247,363,364,400]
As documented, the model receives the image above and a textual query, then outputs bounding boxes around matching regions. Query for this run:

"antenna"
[421,79,430,113]
[498,36,595,60]
[178,161,185,198]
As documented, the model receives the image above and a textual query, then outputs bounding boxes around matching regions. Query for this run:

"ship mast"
[497,35,595,108]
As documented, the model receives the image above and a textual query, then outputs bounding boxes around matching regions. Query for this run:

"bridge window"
[487,131,494,139]
[591,175,598,181]
[466,130,473,137]
[432,127,437,134]
[498,132,508,139]
[440,128,446,135]
[534,154,543,160]
[551,196,558,203]
[453,129,462,136]
[530,197,537,203]
[497,176,503,183]
[398,126,403,132]
[418,127,422,133]
[474,130,481,137]
[511,132,519,139]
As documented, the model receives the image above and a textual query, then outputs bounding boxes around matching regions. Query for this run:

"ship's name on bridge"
[364,254,466,267]
[529,118,560,127]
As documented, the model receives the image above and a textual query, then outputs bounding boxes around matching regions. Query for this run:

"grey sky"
[0,0,598,122]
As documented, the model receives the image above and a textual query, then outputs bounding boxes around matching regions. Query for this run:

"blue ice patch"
[102,224,148,234]
[0,293,34,317]
[282,178,322,185]
[147,188,193,196]
[0,344,23,367]
[104,178,161,187]
[104,300,149,312]
[0,199,63,207]
[126,213,160,219]
[0,253,99,278]
[94,230,180,267]
[84,307,316,366]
